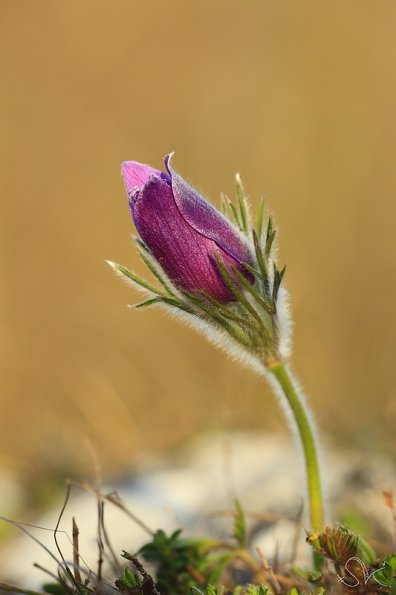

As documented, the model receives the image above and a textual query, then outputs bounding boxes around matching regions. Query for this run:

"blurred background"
[1,0,395,510]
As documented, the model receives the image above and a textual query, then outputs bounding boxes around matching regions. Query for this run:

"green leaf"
[205,551,238,584]
[185,292,255,348]
[231,265,274,317]
[206,586,225,595]
[235,173,249,233]
[232,499,246,547]
[136,244,177,297]
[245,586,270,595]
[292,566,322,583]
[256,196,265,239]
[213,254,266,330]
[266,215,273,243]
[272,264,286,306]
[220,193,229,218]
[195,291,261,332]
[138,529,212,592]
[369,554,396,588]
[228,200,243,230]
[313,524,376,567]
[265,229,276,259]
[134,297,161,308]
[160,296,196,315]
[242,262,260,278]
[356,534,376,565]
[116,566,141,588]
[252,231,270,299]
[106,260,165,297]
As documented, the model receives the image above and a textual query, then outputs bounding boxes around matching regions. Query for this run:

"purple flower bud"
[121,154,254,303]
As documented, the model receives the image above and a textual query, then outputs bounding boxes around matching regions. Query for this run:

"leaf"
[252,231,270,298]
[106,260,165,297]
[231,266,274,317]
[235,173,249,233]
[292,566,322,583]
[242,262,262,280]
[314,524,376,567]
[115,566,141,589]
[195,291,261,333]
[272,264,286,306]
[134,298,162,308]
[220,193,229,218]
[228,200,243,230]
[245,587,270,595]
[160,296,196,316]
[213,254,266,330]
[370,554,396,589]
[232,499,246,547]
[136,244,177,297]
[185,293,255,348]
[256,196,265,239]
[265,229,276,259]
[266,215,273,243]
[206,586,225,595]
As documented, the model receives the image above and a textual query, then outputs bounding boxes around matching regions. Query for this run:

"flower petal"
[132,175,239,302]
[164,154,252,266]
[121,161,163,196]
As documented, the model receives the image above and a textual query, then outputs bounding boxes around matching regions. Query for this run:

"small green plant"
[1,482,395,593]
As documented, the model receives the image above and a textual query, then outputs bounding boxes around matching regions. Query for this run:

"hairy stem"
[267,359,325,534]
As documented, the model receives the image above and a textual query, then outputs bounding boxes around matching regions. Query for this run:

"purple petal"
[164,154,252,266]
[132,176,240,302]
[121,161,163,196]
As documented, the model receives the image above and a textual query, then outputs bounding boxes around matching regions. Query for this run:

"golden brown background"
[1,1,395,483]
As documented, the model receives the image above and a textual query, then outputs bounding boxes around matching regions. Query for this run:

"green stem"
[267,359,325,534]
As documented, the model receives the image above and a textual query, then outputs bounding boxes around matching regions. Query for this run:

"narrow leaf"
[272,264,286,305]
[160,296,196,315]
[256,196,265,239]
[220,193,229,218]
[132,235,147,250]
[252,231,270,298]
[196,291,261,332]
[235,173,249,233]
[265,229,276,258]
[136,245,176,297]
[106,260,164,296]
[134,298,161,308]
[233,499,246,547]
[186,292,254,347]
[231,266,274,316]
[228,200,242,230]
[242,262,262,280]
[266,215,273,242]
[213,255,265,330]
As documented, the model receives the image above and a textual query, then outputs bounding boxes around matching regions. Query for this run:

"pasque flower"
[109,154,325,538]
[121,154,253,303]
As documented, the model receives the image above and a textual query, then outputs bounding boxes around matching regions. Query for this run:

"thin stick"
[255,546,281,594]
[72,517,82,583]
